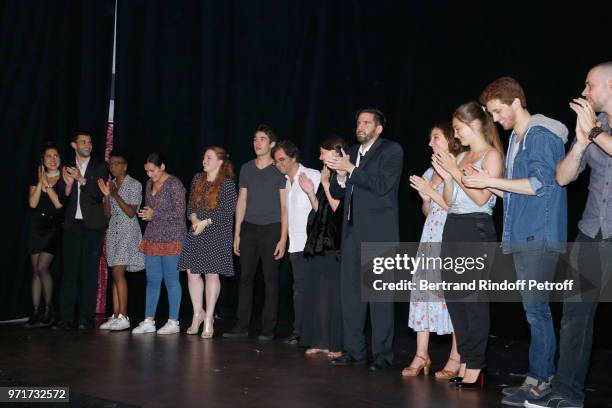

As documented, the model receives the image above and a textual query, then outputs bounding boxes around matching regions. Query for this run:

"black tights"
[30,252,54,308]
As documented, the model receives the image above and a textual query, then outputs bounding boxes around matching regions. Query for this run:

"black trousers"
[289,251,309,337]
[341,227,394,364]
[60,220,105,324]
[236,222,281,334]
[442,213,496,370]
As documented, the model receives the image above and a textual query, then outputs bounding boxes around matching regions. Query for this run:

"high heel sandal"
[401,355,431,377]
[186,311,205,335]
[201,315,214,339]
[456,370,485,390]
[435,357,461,380]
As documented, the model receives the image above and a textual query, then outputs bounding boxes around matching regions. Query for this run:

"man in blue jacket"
[463,77,568,406]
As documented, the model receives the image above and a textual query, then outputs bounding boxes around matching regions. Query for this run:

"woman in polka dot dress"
[179,146,237,338]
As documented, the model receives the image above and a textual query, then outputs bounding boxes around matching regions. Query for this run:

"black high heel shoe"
[449,376,463,383]
[456,370,485,390]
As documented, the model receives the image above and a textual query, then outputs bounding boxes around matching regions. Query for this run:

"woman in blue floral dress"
[403,122,465,379]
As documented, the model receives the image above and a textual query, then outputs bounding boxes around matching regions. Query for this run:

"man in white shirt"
[55,132,108,330]
[273,140,320,344]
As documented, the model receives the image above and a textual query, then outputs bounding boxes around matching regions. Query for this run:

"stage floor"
[1,321,610,408]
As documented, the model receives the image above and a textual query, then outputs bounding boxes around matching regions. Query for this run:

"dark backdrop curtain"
[1,0,610,343]
[0,0,114,319]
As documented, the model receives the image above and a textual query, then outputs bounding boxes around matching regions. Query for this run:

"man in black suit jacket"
[326,108,404,371]
[56,132,108,329]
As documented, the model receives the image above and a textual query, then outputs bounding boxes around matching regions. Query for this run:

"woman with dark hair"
[132,152,186,335]
[179,147,237,339]
[433,101,504,388]
[97,152,145,331]
[297,136,346,359]
[404,122,465,378]
[26,143,65,327]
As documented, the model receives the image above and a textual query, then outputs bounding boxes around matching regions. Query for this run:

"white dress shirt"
[338,140,375,188]
[74,156,90,220]
[286,164,321,253]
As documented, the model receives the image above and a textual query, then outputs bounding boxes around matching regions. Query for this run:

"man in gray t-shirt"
[528,62,612,408]
[223,124,288,340]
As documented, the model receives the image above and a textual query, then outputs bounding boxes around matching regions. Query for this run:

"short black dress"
[28,177,65,255]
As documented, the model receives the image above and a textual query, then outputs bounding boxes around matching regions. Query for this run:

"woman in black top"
[26,143,65,327]
[298,136,346,358]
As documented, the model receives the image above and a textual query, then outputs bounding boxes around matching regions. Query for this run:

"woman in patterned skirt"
[403,122,464,378]
[179,147,237,338]
[97,152,145,331]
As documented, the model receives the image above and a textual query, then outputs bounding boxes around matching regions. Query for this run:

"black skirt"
[29,212,62,255]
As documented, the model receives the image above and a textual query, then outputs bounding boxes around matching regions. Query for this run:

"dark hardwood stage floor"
[1,320,611,408]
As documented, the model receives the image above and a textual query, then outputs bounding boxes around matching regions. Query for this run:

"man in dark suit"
[56,132,108,329]
[326,108,404,371]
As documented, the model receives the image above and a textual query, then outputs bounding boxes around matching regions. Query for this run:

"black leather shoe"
[331,354,366,366]
[52,321,73,330]
[222,328,249,338]
[77,322,93,330]
[368,360,391,372]
[258,333,274,341]
[449,376,463,383]
[283,334,300,345]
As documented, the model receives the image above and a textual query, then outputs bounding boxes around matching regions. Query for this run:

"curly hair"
[190,146,235,212]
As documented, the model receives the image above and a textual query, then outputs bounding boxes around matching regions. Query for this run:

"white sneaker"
[157,320,180,335]
[109,314,130,331]
[131,319,156,334]
[99,314,117,330]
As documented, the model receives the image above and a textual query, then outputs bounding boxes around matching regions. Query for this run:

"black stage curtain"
[2,0,610,343]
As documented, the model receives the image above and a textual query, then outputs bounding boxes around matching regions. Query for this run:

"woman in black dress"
[26,143,65,327]
[179,146,237,338]
[298,136,346,358]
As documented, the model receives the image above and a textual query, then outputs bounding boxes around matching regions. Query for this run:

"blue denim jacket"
[502,115,568,253]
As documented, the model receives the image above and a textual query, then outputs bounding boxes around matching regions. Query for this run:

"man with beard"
[55,132,108,329]
[526,62,612,408]
[325,108,404,371]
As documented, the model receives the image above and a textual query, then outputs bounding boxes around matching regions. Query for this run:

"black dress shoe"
[258,333,274,341]
[52,321,73,330]
[283,334,300,345]
[222,328,249,338]
[331,354,366,366]
[77,322,93,330]
[368,360,391,372]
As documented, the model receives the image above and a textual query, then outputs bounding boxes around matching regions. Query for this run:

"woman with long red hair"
[178,147,238,338]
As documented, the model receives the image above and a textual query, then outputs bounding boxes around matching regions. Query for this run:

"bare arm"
[592,131,612,156]
[233,187,247,255]
[556,142,587,186]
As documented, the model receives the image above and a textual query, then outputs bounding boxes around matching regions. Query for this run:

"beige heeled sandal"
[186,310,205,335]
[201,315,214,339]
[435,357,461,380]
[401,355,432,377]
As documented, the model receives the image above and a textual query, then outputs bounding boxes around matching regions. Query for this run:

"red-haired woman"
[179,147,238,338]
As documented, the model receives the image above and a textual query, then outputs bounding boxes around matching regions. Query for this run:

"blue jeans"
[513,250,560,382]
[145,255,181,320]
